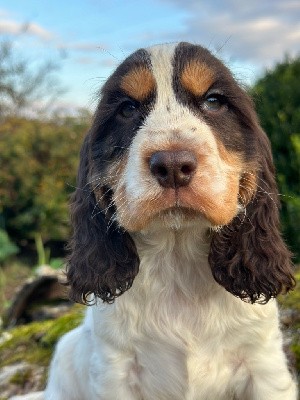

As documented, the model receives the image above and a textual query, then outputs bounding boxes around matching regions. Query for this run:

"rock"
[3,269,71,328]
[0,363,28,387]
[0,362,45,399]
[35,265,62,277]
[280,308,300,327]
[10,392,44,400]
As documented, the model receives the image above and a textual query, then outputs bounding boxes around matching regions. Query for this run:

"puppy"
[45,42,297,400]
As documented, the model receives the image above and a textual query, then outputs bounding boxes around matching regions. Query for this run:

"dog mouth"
[155,187,208,215]
[144,196,211,228]
[160,205,205,220]
[160,205,202,217]
[149,205,211,231]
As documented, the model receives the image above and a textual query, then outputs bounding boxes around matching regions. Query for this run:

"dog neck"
[131,217,218,304]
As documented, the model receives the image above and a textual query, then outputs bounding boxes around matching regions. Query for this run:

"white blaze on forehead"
[145,43,220,150]
[122,44,180,204]
[147,43,177,108]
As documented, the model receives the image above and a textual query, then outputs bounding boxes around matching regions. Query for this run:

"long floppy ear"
[209,128,295,304]
[66,135,139,304]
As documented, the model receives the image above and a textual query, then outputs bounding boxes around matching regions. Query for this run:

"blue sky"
[1,0,300,113]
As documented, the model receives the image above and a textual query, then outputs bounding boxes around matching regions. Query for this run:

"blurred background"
[0,0,300,397]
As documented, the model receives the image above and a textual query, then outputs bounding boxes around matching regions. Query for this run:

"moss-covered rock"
[0,305,84,398]
[0,304,83,368]
[9,367,32,386]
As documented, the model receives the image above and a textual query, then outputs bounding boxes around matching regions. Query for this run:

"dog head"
[67,42,295,304]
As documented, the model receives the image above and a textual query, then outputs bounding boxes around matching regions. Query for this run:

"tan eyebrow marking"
[120,66,155,101]
[180,60,214,96]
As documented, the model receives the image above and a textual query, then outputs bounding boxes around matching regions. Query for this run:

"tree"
[0,38,86,251]
[252,56,300,260]
[0,114,90,246]
[0,40,62,117]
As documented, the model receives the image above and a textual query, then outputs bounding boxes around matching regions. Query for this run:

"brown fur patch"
[181,61,214,96]
[185,171,240,226]
[215,140,243,169]
[120,66,155,101]
[239,171,257,205]
[215,138,257,207]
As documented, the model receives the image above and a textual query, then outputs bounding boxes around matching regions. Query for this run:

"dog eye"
[118,101,139,118]
[202,94,227,112]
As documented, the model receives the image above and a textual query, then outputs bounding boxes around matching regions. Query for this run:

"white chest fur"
[90,225,283,400]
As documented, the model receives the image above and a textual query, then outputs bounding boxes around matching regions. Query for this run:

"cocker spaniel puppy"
[45,42,297,399]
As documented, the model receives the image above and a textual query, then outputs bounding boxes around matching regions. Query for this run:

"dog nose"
[149,150,197,188]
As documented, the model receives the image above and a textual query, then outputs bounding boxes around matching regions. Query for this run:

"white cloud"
[278,1,300,11]
[59,41,107,52]
[0,19,54,40]
[160,0,300,66]
[27,22,54,40]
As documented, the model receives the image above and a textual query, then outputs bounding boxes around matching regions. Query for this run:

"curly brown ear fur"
[209,129,295,304]
[66,135,139,304]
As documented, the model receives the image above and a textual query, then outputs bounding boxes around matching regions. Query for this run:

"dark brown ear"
[66,135,139,304]
[209,129,295,303]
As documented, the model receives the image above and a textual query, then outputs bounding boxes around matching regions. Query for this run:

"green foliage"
[279,269,300,373]
[0,38,89,251]
[0,114,90,244]
[49,258,64,270]
[35,233,51,266]
[34,233,64,269]
[252,56,300,260]
[0,229,19,263]
[279,270,300,310]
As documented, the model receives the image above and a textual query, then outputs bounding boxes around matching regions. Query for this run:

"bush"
[0,113,90,246]
[252,56,300,260]
[0,229,19,263]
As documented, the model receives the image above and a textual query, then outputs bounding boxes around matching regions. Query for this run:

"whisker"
[86,171,121,186]
[91,190,125,219]
[106,197,128,231]
[90,188,113,218]
[242,177,278,207]
[245,171,271,190]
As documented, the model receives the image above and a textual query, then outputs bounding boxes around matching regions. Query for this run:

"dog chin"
[145,207,211,231]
